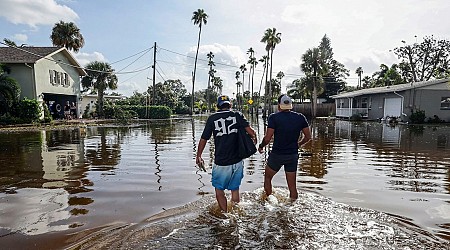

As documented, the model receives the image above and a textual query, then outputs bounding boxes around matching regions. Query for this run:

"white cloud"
[115,81,145,97]
[0,0,78,27]
[181,43,250,96]
[12,33,28,43]
[72,51,107,67]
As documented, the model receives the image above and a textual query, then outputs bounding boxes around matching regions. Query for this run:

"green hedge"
[119,105,172,119]
[0,98,42,125]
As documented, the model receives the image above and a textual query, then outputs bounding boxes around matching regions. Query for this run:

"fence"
[271,103,336,117]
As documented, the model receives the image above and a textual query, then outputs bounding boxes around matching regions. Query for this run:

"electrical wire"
[155,68,166,82]
[110,47,153,65]
[116,49,151,73]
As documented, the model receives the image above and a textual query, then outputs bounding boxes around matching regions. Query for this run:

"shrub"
[409,109,426,124]
[15,98,41,123]
[42,102,52,123]
[103,102,137,122]
[0,113,23,125]
[148,106,172,119]
[174,105,191,115]
[118,105,172,119]
[427,115,444,123]
[350,113,362,121]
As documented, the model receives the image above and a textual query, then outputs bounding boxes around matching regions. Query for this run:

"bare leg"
[231,189,240,203]
[285,171,298,201]
[264,166,277,196]
[215,188,227,212]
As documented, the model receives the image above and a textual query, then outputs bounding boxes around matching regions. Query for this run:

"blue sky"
[1,0,449,97]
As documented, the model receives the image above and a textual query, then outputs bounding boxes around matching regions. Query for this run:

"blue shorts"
[267,152,299,172]
[211,160,244,191]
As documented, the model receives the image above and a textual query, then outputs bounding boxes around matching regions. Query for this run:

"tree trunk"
[269,49,274,114]
[98,90,104,118]
[207,71,211,111]
[312,68,317,118]
[192,25,202,114]
[264,51,269,117]
[251,63,255,115]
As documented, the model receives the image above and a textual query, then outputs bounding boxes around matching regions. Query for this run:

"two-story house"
[0,46,86,119]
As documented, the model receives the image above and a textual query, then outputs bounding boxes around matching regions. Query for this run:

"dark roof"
[0,46,86,75]
[0,47,62,63]
[331,78,450,99]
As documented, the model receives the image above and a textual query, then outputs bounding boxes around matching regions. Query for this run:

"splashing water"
[69,187,449,249]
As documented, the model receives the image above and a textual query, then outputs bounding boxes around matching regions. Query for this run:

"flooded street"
[0,116,449,249]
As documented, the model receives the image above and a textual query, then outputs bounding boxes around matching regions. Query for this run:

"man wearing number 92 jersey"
[196,95,257,212]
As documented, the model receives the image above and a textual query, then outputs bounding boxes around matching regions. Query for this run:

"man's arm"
[196,138,207,165]
[258,128,274,153]
[245,126,257,144]
[298,126,312,148]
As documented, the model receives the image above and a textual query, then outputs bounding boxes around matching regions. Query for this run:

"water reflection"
[0,118,450,249]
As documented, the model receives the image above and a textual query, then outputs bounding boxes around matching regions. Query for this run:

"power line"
[0,41,154,75]
[155,68,166,82]
[110,47,153,65]
[116,48,151,73]
[156,62,168,81]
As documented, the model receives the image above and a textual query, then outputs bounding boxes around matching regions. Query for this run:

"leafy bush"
[0,113,23,125]
[103,102,137,122]
[427,115,444,123]
[117,105,172,119]
[15,98,41,123]
[42,102,52,123]
[350,113,362,121]
[409,109,426,124]
[174,105,191,115]
[147,106,172,119]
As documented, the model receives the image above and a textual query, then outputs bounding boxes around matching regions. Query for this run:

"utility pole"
[152,42,157,105]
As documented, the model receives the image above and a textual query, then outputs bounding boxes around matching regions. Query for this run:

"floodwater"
[0,116,449,249]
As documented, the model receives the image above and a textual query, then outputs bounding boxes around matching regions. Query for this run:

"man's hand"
[196,156,203,166]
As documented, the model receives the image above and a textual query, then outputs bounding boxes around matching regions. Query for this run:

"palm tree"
[191,9,208,114]
[301,47,326,117]
[50,21,85,52]
[3,38,17,47]
[206,51,215,110]
[235,71,241,109]
[247,47,257,115]
[258,55,269,97]
[240,64,247,100]
[276,71,285,95]
[81,61,118,118]
[355,67,363,89]
[236,81,242,110]
[212,76,223,94]
[261,28,281,114]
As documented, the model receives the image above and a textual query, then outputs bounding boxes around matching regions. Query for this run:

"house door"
[384,97,402,118]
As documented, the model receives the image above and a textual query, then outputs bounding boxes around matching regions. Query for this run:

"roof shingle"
[0,47,61,63]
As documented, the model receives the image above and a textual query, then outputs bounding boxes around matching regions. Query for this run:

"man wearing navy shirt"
[196,95,257,212]
[258,94,312,201]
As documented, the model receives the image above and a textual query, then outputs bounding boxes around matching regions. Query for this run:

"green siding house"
[331,79,450,122]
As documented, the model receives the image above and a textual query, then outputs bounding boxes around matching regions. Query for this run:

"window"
[64,73,70,86]
[339,99,344,108]
[48,70,70,86]
[441,97,450,110]
[49,70,54,84]
[54,70,59,85]
[361,97,368,108]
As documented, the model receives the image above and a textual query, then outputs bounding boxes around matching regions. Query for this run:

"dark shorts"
[267,152,299,172]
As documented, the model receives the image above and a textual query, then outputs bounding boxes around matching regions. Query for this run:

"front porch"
[335,108,369,118]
